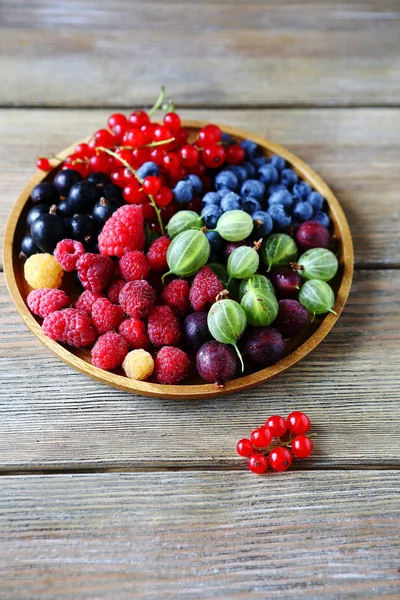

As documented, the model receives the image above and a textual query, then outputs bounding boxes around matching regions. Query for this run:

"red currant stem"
[148,85,166,117]
[162,99,175,113]
[144,138,175,148]
[279,433,317,449]
[98,146,165,235]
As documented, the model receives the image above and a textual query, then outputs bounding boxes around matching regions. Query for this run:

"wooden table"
[1,2,399,598]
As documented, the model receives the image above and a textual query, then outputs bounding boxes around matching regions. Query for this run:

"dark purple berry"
[30,213,66,253]
[56,199,74,217]
[67,214,96,242]
[274,300,309,337]
[30,182,59,205]
[269,267,302,299]
[54,169,82,196]
[20,234,40,257]
[183,312,211,351]
[196,341,238,387]
[26,204,49,227]
[296,220,330,252]
[243,327,285,367]
[92,197,120,226]
[67,181,100,213]
[102,183,124,204]
[86,171,111,187]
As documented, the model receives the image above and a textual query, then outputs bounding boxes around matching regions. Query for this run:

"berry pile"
[236,411,314,474]
[21,89,340,387]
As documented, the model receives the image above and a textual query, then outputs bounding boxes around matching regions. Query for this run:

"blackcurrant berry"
[86,171,111,187]
[20,234,40,258]
[56,199,74,218]
[26,204,49,227]
[30,213,67,253]
[92,198,120,226]
[31,182,60,206]
[102,183,123,204]
[67,181,100,212]
[53,169,82,196]
[67,214,96,242]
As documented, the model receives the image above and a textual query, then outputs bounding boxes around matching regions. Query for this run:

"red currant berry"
[149,147,166,165]
[190,163,206,177]
[202,145,226,168]
[108,113,127,132]
[90,129,116,149]
[112,123,128,143]
[36,157,51,171]
[163,112,181,132]
[268,447,293,472]
[287,412,311,435]
[155,186,173,207]
[265,415,287,437]
[248,453,268,475]
[89,153,112,174]
[129,110,150,128]
[131,147,150,169]
[171,128,188,149]
[291,435,313,458]
[74,143,95,159]
[123,128,146,149]
[123,184,145,204]
[161,200,178,222]
[140,199,156,221]
[225,144,245,165]
[115,148,135,164]
[236,438,254,457]
[179,144,199,167]
[163,152,180,171]
[123,167,137,183]
[250,426,272,448]
[142,176,161,195]
[140,124,155,145]
[153,125,172,142]
[198,124,222,147]
[111,169,126,187]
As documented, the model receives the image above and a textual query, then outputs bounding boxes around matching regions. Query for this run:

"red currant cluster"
[236,411,313,474]
[36,88,245,236]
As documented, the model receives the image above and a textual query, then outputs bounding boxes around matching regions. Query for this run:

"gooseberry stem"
[148,86,166,117]
[233,343,244,372]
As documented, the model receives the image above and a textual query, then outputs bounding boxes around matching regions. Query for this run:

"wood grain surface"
[1,270,399,470]
[1,108,400,268]
[1,0,400,107]
[0,471,399,600]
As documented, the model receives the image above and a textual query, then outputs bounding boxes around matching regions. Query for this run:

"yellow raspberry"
[122,349,154,381]
[24,253,63,289]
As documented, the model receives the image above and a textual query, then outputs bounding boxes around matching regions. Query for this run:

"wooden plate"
[3,121,353,399]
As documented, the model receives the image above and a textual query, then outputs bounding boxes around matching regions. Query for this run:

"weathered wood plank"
[0,0,400,107]
[1,108,400,267]
[1,269,399,470]
[0,471,399,599]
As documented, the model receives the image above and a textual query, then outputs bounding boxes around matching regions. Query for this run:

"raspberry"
[161,278,190,317]
[189,266,224,311]
[107,278,126,304]
[118,318,149,349]
[75,290,103,314]
[98,204,145,258]
[147,305,181,346]
[91,331,128,370]
[92,298,124,334]
[42,308,97,348]
[119,250,150,281]
[146,236,171,272]
[24,253,63,289]
[122,349,154,380]
[27,288,69,317]
[119,280,156,319]
[155,346,190,384]
[76,253,115,293]
[54,239,85,272]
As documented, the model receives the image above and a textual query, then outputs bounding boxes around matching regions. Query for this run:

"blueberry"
[307,191,324,211]
[56,199,74,217]
[202,192,221,206]
[292,181,312,200]
[220,191,242,212]
[243,197,262,215]
[31,213,67,252]
[216,189,228,199]
[137,161,159,179]
[20,234,40,258]
[26,204,49,227]
[214,170,239,192]
[313,211,331,228]
[221,132,234,145]
[240,139,258,159]
[206,231,223,254]
[280,168,298,189]
[267,204,292,229]
[225,165,247,185]
[252,155,267,168]
[269,155,286,171]
[268,183,287,194]
[257,164,278,185]
[292,201,314,222]
[184,174,202,195]
[201,205,223,228]
[242,160,256,178]
[53,169,82,197]
[86,171,111,187]
[268,189,293,209]
[241,179,266,199]
[31,182,60,206]
[252,210,273,237]
[92,198,120,226]
[173,180,193,204]
[67,181,100,212]
[68,214,96,242]
[102,183,123,204]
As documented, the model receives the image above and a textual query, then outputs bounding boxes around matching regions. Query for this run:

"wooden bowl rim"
[3,120,354,400]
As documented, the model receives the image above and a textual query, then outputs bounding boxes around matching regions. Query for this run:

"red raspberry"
[119,280,156,318]
[155,346,190,384]
[107,278,126,304]
[27,288,69,317]
[119,250,150,281]
[75,290,103,314]
[118,318,149,349]
[98,205,145,258]
[189,266,224,311]
[42,308,97,348]
[54,239,85,272]
[91,298,124,334]
[76,253,115,293]
[146,236,171,272]
[91,331,129,370]
[148,305,181,346]
[161,279,190,317]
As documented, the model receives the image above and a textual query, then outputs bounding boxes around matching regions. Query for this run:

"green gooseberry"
[261,233,298,271]
[299,280,337,316]
[162,229,210,282]
[240,288,279,327]
[207,298,247,370]
[227,245,260,284]
[239,274,275,299]
[296,248,339,282]
[166,210,203,239]
[214,210,254,242]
